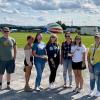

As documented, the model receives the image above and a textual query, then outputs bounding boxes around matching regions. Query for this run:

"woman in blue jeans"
[88,33,100,97]
[61,32,73,88]
[32,33,48,91]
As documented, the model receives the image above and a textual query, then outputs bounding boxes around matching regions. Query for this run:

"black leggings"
[48,58,59,83]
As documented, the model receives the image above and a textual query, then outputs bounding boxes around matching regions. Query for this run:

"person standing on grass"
[0,27,16,90]
[24,35,34,92]
[32,33,48,91]
[71,35,86,93]
[61,32,73,88]
[46,34,60,89]
[88,33,100,97]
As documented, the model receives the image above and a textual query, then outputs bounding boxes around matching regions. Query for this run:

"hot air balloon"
[46,23,63,34]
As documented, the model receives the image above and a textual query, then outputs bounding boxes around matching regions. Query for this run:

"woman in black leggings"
[46,34,60,89]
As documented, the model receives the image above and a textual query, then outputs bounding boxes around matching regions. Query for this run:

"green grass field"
[0,32,94,48]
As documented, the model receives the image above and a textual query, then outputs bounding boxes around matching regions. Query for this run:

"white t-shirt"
[71,45,86,62]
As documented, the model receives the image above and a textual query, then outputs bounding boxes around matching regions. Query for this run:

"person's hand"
[42,55,48,61]
[50,58,53,62]
[68,53,73,57]
[50,58,55,64]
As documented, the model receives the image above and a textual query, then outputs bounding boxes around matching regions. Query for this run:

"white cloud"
[0,0,100,26]
[37,16,46,21]
[0,8,13,14]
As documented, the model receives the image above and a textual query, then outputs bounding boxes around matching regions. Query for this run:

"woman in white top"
[24,35,34,92]
[71,35,86,93]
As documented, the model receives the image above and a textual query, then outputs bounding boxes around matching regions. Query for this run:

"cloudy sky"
[0,0,100,26]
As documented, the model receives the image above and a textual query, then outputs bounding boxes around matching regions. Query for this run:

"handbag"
[82,62,86,70]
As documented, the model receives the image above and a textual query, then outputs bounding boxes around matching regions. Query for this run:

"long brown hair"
[46,34,58,46]
[73,35,82,46]
[34,33,42,43]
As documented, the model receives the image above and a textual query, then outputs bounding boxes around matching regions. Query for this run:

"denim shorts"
[0,59,15,75]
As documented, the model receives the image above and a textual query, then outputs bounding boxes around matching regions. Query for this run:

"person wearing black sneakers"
[71,35,86,93]
[0,27,16,90]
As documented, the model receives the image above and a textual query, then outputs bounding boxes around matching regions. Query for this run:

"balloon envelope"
[47,23,63,33]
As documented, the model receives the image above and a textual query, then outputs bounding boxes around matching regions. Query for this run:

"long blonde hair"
[47,34,58,46]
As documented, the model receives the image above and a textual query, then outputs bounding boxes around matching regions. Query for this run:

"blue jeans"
[89,66,95,91]
[63,59,72,85]
[34,61,45,88]
[94,63,100,92]
[89,63,100,92]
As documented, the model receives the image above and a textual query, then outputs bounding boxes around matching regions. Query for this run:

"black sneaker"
[73,87,78,92]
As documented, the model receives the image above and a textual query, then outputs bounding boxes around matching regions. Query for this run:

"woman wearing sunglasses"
[61,32,73,88]
[71,35,86,93]
[46,34,60,89]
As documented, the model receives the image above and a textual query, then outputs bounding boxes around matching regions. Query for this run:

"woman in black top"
[46,34,60,89]
[61,32,73,88]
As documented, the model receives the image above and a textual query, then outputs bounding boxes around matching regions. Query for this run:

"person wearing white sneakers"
[46,34,60,89]
[88,33,100,97]
[32,33,47,91]
[61,32,73,88]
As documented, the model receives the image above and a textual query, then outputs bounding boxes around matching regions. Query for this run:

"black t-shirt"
[61,41,72,59]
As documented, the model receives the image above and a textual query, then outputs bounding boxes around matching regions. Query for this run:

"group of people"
[0,27,100,97]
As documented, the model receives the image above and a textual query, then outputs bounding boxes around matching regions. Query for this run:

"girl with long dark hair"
[32,33,47,91]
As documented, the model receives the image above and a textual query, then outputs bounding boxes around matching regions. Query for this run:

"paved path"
[0,49,100,100]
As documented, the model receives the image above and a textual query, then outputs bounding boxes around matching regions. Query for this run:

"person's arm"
[25,49,32,66]
[32,43,41,58]
[82,52,86,64]
[61,44,64,64]
[13,44,17,60]
[82,45,86,63]
[11,38,17,60]
[87,51,92,69]
[32,51,42,58]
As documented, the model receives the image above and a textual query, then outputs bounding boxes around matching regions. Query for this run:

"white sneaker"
[89,90,93,94]
[52,83,56,88]
[39,86,44,90]
[95,91,100,97]
[69,84,72,88]
[49,83,53,89]
[49,83,56,89]
[35,87,40,91]
[89,91,95,96]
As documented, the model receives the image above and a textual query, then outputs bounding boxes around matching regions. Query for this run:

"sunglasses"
[51,37,56,38]
[4,31,9,33]
[76,38,81,40]
[65,36,70,37]
[95,36,100,38]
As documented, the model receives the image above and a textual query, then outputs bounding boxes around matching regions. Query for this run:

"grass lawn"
[0,32,94,48]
